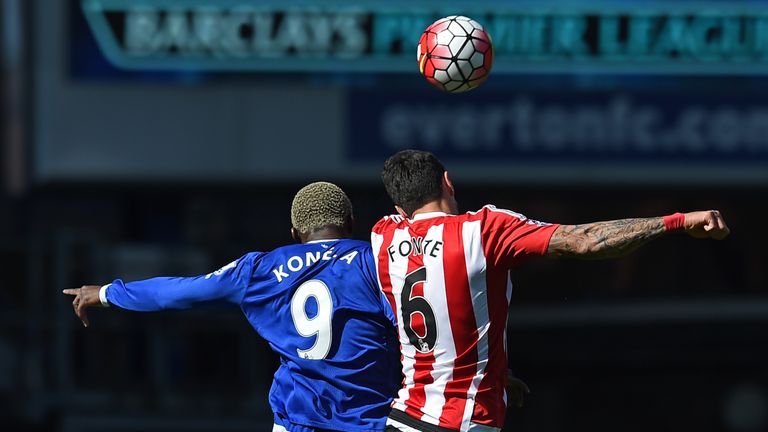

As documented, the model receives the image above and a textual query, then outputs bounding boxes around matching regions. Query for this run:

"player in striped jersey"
[374,150,730,432]
[64,182,400,432]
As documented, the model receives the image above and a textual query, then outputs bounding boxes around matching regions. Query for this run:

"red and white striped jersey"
[371,205,559,431]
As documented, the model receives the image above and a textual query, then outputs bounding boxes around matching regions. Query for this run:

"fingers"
[66,287,91,327]
[688,210,730,240]
[505,376,531,409]
[75,299,90,327]
[79,309,90,328]
[713,211,730,236]
[516,382,530,408]
[509,388,524,408]
[703,215,716,232]
[707,210,730,240]
[716,217,726,231]
[505,389,520,409]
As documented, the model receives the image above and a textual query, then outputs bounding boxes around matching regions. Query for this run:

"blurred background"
[2,0,768,430]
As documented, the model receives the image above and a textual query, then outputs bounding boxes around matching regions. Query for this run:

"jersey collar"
[305,239,340,244]
[411,212,448,221]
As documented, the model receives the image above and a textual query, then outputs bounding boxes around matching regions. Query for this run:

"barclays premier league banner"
[80,0,768,75]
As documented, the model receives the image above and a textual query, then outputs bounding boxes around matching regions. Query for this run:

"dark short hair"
[381,150,446,216]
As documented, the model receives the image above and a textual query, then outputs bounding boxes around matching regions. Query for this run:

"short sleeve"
[479,205,560,268]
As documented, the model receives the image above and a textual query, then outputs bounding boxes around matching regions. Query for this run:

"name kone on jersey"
[272,246,359,282]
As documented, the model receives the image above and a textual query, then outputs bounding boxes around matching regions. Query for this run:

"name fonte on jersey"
[272,247,359,282]
[387,237,443,262]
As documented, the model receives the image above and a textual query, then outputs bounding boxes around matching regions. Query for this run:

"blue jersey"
[104,239,400,431]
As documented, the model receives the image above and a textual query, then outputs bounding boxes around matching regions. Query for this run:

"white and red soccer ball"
[417,15,493,93]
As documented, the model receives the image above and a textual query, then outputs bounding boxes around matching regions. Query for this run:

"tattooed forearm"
[547,217,667,259]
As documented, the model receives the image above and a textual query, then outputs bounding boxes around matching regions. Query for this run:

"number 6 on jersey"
[401,267,438,353]
[290,280,333,360]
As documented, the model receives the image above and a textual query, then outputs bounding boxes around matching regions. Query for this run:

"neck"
[409,200,454,218]
[303,227,348,243]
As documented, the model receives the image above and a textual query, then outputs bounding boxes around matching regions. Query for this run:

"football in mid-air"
[417,15,493,93]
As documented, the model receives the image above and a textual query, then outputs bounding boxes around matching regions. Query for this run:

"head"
[381,150,458,218]
[290,182,354,243]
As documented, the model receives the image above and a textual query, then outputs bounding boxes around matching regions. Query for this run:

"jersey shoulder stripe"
[373,214,405,234]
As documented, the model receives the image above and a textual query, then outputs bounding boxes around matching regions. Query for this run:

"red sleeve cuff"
[539,223,561,255]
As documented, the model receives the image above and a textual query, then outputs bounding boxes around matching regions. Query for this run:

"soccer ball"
[417,16,493,93]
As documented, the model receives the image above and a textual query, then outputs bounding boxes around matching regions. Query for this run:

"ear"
[443,171,455,197]
[290,227,302,243]
[394,206,409,219]
[346,214,356,235]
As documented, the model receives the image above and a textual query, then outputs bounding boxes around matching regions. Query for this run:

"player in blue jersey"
[63,182,400,432]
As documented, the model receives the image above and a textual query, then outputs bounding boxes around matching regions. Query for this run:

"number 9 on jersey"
[290,280,333,360]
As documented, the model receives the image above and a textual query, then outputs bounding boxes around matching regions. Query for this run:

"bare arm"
[547,210,730,259]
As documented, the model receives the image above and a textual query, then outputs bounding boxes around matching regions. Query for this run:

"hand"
[683,210,730,240]
[62,285,105,327]
[506,370,531,409]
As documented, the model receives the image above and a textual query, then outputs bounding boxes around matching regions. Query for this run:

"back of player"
[245,239,399,431]
[372,207,557,432]
[68,183,401,432]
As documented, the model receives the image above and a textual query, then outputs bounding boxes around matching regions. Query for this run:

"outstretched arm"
[546,210,729,259]
[62,255,256,327]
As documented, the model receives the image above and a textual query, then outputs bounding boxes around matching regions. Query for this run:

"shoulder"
[247,244,306,268]
[228,251,267,267]
[337,239,373,254]
[372,214,406,234]
[470,205,527,221]
[472,205,551,226]
[461,206,554,238]
[236,251,271,274]
[337,238,370,247]
[259,244,296,258]
[243,250,267,260]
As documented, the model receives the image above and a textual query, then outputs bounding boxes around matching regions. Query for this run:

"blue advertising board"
[347,88,768,180]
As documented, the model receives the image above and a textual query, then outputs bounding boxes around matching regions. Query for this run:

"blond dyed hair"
[291,182,353,234]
